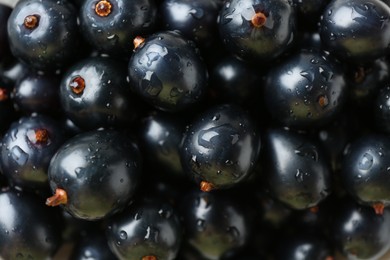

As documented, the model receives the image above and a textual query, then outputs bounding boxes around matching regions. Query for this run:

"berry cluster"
[1,0,390,259]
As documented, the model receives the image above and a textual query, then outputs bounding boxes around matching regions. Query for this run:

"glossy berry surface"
[264,49,346,129]
[180,104,261,191]
[70,230,117,260]
[319,0,390,62]
[262,128,331,210]
[106,199,182,260]
[0,114,66,191]
[60,57,137,130]
[332,197,390,259]
[179,189,252,260]
[138,110,185,177]
[128,30,208,112]
[47,129,142,220]
[341,134,390,213]
[13,70,61,115]
[0,188,62,260]
[7,0,82,71]
[160,0,220,50]
[79,0,157,57]
[218,0,296,63]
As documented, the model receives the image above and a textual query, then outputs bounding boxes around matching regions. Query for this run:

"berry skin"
[262,128,331,210]
[0,114,66,191]
[59,57,138,130]
[264,49,347,129]
[180,104,261,191]
[79,0,157,57]
[319,0,390,62]
[128,30,208,113]
[7,0,82,71]
[218,0,297,63]
[341,134,390,214]
[46,129,142,221]
[106,199,182,260]
[0,188,62,260]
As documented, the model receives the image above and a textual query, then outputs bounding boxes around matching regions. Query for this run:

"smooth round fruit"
[7,0,82,71]
[106,199,182,260]
[332,197,390,259]
[0,114,66,191]
[264,49,346,129]
[79,0,157,57]
[319,0,390,62]
[262,128,332,210]
[0,188,62,260]
[218,0,296,63]
[180,104,261,191]
[60,57,137,130]
[341,134,390,214]
[180,189,252,260]
[128,30,208,112]
[47,129,142,220]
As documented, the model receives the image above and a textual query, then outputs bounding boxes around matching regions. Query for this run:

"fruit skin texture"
[0,115,66,191]
[7,0,81,71]
[319,0,390,62]
[263,128,331,210]
[264,49,346,129]
[160,0,221,50]
[60,57,137,130]
[332,197,390,259]
[128,30,208,112]
[79,0,157,57]
[48,129,142,221]
[218,0,296,63]
[0,188,62,260]
[179,189,252,260]
[13,70,61,115]
[106,199,182,260]
[341,134,390,208]
[180,104,261,190]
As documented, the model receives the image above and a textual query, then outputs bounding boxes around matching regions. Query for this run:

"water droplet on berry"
[358,153,374,171]
[119,230,128,240]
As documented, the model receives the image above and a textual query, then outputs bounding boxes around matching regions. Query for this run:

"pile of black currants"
[2,0,390,259]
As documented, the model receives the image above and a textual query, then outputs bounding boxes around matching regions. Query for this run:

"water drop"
[119,230,128,240]
[170,87,183,97]
[358,153,374,171]
[189,8,204,19]
[295,169,305,183]
[74,167,83,178]
[11,146,29,166]
[300,70,314,82]
[226,226,239,242]
[158,208,172,218]
[196,219,206,231]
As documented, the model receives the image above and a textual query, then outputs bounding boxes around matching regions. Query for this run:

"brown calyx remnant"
[142,256,157,260]
[69,76,86,95]
[95,0,112,17]
[200,181,215,192]
[24,14,40,30]
[0,88,8,101]
[133,36,145,50]
[46,188,68,207]
[251,12,267,28]
[318,95,329,108]
[325,256,334,260]
[309,206,319,214]
[373,202,385,215]
[354,67,366,84]
[34,129,50,144]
